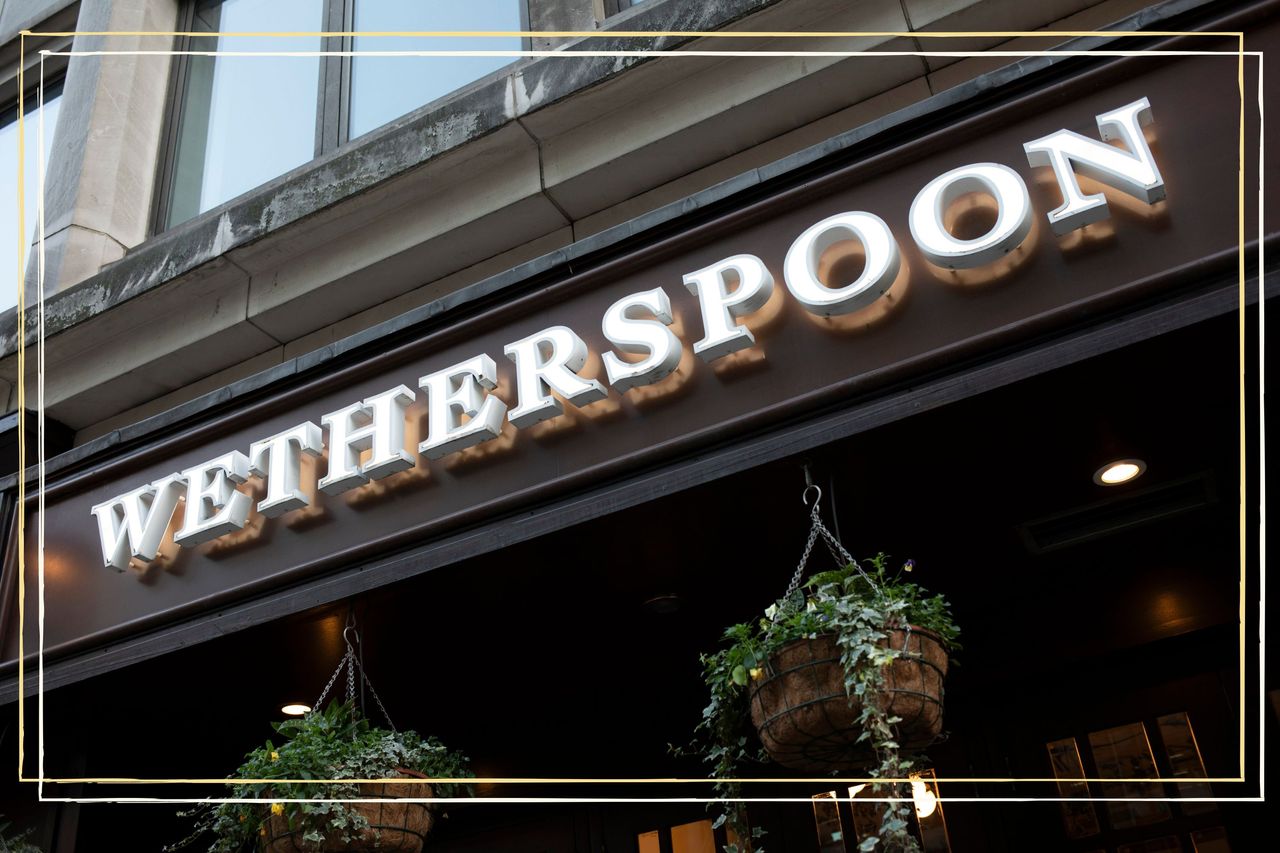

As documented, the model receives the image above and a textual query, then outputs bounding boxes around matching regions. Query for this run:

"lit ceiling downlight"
[1093,458,1147,486]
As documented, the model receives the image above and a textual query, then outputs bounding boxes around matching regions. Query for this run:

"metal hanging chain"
[345,633,357,706]
[312,645,352,712]
[349,627,397,733]
[310,615,398,732]
[773,482,881,623]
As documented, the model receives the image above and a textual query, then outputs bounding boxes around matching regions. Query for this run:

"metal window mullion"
[316,0,345,155]
[336,0,355,148]
[150,2,199,237]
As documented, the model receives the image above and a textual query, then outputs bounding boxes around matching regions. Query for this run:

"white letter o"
[783,212,901,317]
[908,163,1032,270]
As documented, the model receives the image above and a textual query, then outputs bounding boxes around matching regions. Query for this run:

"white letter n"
[1023,97,1165,235]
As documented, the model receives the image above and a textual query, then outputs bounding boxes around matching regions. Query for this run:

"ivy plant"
[168,701,473,852]
[682,554,958,853]
[0,820,41,853]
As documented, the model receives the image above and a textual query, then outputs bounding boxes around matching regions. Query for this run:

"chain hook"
[309,610,398,732]
[765,469,883,637]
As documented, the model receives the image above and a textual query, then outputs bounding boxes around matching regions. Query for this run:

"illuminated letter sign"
[601,288,683,393]
[419,356,508,459]
[91,99,1169,571]
[783,212,901,315]
[1022,97,1165,234]
[90,474,185,571]
[908,163,1033,269]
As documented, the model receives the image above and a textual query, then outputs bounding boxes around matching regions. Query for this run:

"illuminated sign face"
[91,98,1165,572]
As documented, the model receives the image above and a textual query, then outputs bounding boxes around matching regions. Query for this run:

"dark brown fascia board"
[0,268,1259,702]
[0,0,1257,496]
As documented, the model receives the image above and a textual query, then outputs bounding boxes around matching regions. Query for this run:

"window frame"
[2,68,68,312]
[0,76,68,168]
[151,0,532,236]
[602,0,648,18]
[1045,712,1233,852]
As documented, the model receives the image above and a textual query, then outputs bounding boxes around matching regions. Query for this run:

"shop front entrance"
[12,304,1256,852]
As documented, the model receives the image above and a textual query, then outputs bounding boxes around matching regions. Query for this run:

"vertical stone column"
[26,0,180,298]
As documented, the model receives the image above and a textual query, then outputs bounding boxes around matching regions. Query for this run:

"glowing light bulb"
[280,703,312,716]
[1093,458,1146,485]
[911,779,938,819]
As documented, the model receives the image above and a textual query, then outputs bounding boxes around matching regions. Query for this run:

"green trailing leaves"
[0,820,42,853]
[678,554,959,853]
[166,700,473,852]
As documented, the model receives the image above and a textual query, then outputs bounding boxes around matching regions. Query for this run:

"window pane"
[1155,711,1217,815]
[1087,721,1171,830]
[1191,826,1233,852]
[912,770,952,853]
[349,0,522,139]
[1,86,62,313]
[1045,736,1101,838]
[611,0,653,13]
[670,819,715,853]
[811,792,845,853]
[166,0,322,228]
[848,783,887,843]
[636,829,660,853]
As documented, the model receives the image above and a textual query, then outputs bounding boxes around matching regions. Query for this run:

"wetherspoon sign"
[92,99,1165,571]
[20,54,1246,656]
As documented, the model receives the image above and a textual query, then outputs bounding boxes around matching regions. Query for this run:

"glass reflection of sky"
[350,0,523,139]
[170,1,524,227]
[1,90,62,313]
[193,0,321,216]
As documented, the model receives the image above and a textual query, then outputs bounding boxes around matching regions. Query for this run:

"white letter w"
[90,474,186,571]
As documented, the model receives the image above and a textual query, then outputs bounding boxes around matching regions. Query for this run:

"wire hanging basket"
[746,482,950,773]
[748,628,948,773]
[262,771,434,853]
[263,616,435,853]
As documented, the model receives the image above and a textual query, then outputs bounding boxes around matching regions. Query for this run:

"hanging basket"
[263,769,434,853]
[748,627,949,773]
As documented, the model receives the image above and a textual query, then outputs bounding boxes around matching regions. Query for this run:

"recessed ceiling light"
[281,703,312,716]
[1093,458,1146,486]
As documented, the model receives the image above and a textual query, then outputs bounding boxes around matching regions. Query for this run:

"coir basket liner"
[264,769,434,853]
[748,628,948,773]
